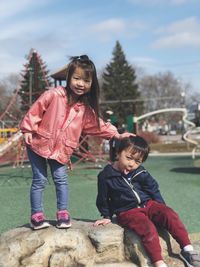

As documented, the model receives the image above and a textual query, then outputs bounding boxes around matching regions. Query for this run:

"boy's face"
[117,148,143,175]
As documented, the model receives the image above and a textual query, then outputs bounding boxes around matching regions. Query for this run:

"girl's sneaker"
[30,212,50,230]
[56,210,72,229]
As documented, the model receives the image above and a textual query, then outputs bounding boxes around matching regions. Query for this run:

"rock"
[0,219,199,267]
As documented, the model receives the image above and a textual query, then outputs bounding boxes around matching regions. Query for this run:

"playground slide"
[0,131,23,157]
[181,110,200,158]
[183,126,200,159]
[135,108,200,159]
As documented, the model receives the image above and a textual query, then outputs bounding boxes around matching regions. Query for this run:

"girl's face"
[117,148,143,175]
[69,67,92,96]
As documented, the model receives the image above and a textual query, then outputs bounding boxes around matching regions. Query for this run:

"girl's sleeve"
[82,108,118,139]
[19,90,52,133]
[96,172,112,218]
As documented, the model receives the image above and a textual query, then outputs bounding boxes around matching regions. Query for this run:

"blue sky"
[1,0,200,92]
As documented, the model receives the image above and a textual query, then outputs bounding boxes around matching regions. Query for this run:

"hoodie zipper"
[122,170,146,207]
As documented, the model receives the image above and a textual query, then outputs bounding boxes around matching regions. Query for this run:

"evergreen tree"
[18,49,52,113]
[101,41,141,128]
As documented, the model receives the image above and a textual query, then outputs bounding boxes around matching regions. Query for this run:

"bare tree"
[138,71,190,113]
[0,74,19,114]
[186,91,200,107]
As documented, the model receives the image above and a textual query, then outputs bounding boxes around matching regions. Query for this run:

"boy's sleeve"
[96,172,112,218]
[141,171,165,204]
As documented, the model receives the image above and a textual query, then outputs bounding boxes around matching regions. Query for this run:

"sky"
[1,0,200,93]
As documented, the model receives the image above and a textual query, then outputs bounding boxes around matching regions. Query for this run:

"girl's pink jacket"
[19,86,118,164]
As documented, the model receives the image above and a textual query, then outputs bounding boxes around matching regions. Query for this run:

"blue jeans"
[26,146,69,215]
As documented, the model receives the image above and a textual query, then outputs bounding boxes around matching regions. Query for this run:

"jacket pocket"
[58,139,78,161]
[31,133,51,153]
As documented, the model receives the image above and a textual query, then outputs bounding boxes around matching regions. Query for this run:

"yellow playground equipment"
[0,128,19,144]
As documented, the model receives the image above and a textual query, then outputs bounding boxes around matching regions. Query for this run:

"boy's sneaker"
[180,250,200,267]
[30,212,50,230]
[56,210,72,229]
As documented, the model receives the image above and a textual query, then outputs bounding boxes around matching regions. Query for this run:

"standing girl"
[20,55,132,230]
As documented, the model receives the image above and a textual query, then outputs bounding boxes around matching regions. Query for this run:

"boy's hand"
[93,218,111,226]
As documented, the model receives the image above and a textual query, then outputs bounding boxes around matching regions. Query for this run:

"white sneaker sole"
[30,221,50,230]
[56,222,72,229]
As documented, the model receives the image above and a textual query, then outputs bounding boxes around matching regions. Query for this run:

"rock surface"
[0,219,199,267]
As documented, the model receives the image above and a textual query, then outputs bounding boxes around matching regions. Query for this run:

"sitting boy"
[94,136,200,267]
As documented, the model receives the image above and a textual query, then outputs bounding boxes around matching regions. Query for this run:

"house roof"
[50,64,68,80]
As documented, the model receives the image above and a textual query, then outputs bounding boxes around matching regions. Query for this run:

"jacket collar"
[55,86,86,108]
[103,164,146,179]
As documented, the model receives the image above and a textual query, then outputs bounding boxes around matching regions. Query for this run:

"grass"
[0,155,200,234]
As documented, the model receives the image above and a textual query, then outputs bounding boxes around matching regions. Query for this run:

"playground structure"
[134,108,200,159]
[1,59,200,166]
[0,128,19,144]
[1,48,200,166]
[0,106,200,167]
[0,130,107,168]
[183,127,200,159]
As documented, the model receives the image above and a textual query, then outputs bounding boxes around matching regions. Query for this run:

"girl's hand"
[93,218,111,226]
[24,132,32,145]
[115,132,136,139]
[120,132,135,138]
[67,160,73,171]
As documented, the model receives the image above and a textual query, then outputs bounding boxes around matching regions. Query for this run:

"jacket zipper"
[122,170,146,206]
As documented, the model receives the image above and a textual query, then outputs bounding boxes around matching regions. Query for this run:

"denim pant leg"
[26,146,48,215]
[48,159,69,211]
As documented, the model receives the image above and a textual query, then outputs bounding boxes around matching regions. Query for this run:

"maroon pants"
[117,200,190,263]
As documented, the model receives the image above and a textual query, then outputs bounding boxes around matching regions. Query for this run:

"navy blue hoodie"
[96,164,165,219]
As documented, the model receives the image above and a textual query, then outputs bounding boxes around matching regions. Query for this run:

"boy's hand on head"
[93,218,111,226]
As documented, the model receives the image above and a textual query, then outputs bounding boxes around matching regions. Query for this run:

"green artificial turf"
[0,155,199,234]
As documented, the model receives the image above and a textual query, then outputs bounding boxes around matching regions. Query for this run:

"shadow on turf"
[170,167,200,174]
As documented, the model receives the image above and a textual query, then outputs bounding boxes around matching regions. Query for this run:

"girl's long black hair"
[65,55,100,125]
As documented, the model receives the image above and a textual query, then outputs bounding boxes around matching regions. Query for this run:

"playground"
[0,51,200,235]
[0,153,200,234]
[0,105,200,235]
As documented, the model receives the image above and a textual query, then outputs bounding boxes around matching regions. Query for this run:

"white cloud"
[153,17,200,48]
[0,0,51,21]
[131,56,157,64]
[89,19,126,34]
[153,32,200,48]
[127,0,196,6]
[88,18,145,42]
[156,17,200,34]
[0,0,33,20]
[88,19,126,42]
[1,20,45,40]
